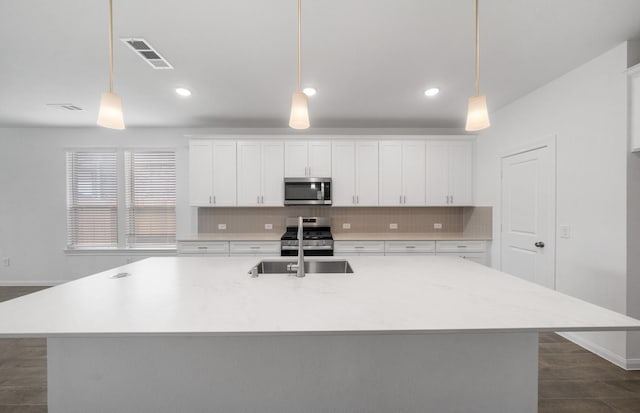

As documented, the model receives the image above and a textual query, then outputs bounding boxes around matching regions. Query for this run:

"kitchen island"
[0,256,639,412]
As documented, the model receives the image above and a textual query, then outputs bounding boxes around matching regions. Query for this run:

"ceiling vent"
[46,104,84,111]
[121,38,174,70]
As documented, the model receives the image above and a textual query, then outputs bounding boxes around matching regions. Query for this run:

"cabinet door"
[236,141,262,206]
[331,141,356,206]
[188,141,213,206]
[449,141,473,205]
[355,141,379,206]
[284,141,308,177]
[261,141,284,206]
[402,141,426,206]
[308,141,332,177]
[378,141,403,206]
[212,141,237,206]
[426,141,450,205]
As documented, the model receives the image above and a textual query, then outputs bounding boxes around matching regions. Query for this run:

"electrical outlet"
[560,225,571,239]
[342,223,351,230]
[1,257,9,267]
[264,223,273,230]
[434,223,443,229]
[389,223,398,230]
[218,224,227,230]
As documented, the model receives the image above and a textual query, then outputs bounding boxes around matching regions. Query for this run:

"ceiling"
[1,0,640,129]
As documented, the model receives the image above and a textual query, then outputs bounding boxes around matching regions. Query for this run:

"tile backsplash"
[198,206,492,238]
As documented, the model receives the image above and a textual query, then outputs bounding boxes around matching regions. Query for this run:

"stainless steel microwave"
[284,177,332,205]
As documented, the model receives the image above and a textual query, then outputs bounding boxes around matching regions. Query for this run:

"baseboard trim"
[0,280,63,287]
[558,332,639,370]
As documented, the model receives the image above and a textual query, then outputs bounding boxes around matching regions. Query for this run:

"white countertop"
[0,256,638,337]
[333,232,491,241]
[0,256,640,336]
[178,233,282,241]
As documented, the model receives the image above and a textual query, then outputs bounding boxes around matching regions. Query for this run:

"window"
[66,149,176,250]
[125,151,176,248]
[66,151,118,248]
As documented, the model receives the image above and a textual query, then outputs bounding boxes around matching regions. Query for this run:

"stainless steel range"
[280,217,333,256]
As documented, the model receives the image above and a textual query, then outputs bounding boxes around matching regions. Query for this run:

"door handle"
[535,242,545,248]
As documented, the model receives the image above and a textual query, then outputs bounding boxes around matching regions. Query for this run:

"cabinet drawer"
[385,241,435,254]
[334,241,385,254]
[435,240,486,253]
[229,241,280,255]
[436,252,487,266]
[177,241,229,255]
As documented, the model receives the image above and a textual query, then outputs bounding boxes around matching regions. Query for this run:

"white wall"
[0,127,194,284]
[476,43,633,363]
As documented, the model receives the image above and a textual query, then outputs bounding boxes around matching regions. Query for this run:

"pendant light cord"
[474,0,480,97]
[108,0,114,93]
[297,0,302,92]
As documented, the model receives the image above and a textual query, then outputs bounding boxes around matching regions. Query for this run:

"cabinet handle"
[197,246,208,250]
[406,246,416,249]
[257,196,260,204]
[400,195,402,204]
[354,246,364,249]
[403,195,406,204]
[450,195,454,204]
[250,246,260,249]
[352,195,355,204]
[356,195,359,204]
[209,195,212,204]
[457,245,467,248]
[213,195,216,204]
[261,195,264,204]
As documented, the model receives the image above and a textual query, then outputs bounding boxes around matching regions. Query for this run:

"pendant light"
[289,0,310,129]
[465,0,490,132]
[97,0,125,130]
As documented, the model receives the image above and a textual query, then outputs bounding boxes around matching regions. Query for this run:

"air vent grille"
[121,38,174,70]
[46,104,84,111]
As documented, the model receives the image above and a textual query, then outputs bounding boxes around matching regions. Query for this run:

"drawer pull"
[354,246,365,249]
[197,246,208,250]
[249,246,261,249]
[405,246,416,249]
[457,245,468,248]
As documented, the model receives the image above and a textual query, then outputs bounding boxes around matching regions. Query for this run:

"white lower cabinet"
[177,241,230,256]
[229,241,280,257]
[435,241,487,265]
[384,241,435,255]
[334,241,385,256]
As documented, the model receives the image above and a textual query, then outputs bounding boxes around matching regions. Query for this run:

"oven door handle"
[282,245,333,250]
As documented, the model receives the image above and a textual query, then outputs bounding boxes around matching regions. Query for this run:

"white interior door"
[501,144,555,289]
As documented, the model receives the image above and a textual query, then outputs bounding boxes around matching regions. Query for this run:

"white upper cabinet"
[331,141,378,206]
[237,141,284,207]
[284,141,331,177]
[379,141,426,206]
[426,140,473,206]
[188,140,236,206]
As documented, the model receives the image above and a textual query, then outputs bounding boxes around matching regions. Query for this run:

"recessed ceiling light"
[175,88,192,97]
[303,87,317,97]
[424,88,440,97]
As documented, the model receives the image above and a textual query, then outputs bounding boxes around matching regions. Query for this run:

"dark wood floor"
[1,287,639,412]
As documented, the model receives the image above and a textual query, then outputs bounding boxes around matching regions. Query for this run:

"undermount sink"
[249,260,354,275]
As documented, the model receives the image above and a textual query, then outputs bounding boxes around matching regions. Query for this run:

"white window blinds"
[66,151,118,248]
[124,151,176,248]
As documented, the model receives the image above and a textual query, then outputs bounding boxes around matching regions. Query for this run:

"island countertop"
[0,256,638,337]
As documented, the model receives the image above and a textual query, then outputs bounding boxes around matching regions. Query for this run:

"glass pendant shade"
[465,95,490,132]
[97,92,125,130]
[289,91,310,129]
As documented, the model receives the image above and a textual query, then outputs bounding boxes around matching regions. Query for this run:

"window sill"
[64,248,177,256]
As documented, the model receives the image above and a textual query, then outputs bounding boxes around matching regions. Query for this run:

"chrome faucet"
[287,216,306,277]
